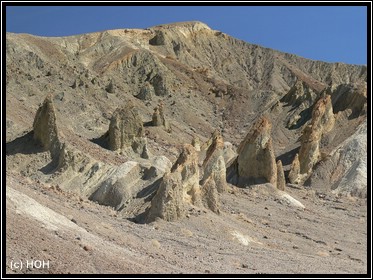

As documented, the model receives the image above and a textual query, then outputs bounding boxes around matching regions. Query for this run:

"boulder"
[150,74,169,96]
[105,80,115,93]
[89,161,142,210]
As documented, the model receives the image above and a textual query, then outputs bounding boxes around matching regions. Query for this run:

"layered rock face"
[88,156,172,210]
[33,94,61,158]
[108,101,149,158]
[146,144,201,222]
[281,79,320,129]
[289,95,335,184]
[308,120,367,198]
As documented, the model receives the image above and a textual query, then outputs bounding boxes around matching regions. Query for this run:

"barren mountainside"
[5,21,367,274]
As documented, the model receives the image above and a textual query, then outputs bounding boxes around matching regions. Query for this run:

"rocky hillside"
[5,21,367,274]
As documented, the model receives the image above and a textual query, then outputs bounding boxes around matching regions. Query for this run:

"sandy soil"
[5,171,367,275]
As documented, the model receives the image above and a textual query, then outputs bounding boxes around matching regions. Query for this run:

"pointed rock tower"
[33,94,61,158]
[108,101,149,158]
[289,95,335,184]
[146,144,201,222]
[152,102,171,132]
[232,117,277,186]
[201,130,227,193]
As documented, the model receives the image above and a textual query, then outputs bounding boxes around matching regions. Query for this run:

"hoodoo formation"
[5,20,367,274]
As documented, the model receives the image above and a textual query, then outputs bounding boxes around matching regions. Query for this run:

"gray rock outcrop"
[136,81,154,101]
[308,120,367,198]
[328,83,367,118]
[281,79,320,129]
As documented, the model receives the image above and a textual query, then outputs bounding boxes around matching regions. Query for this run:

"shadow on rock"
[90,132,109,150]
[6,131,45,156]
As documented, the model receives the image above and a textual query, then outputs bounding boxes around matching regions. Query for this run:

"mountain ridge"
[5,21,367,274]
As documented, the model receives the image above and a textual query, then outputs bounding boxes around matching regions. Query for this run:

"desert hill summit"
[5,21,367,274]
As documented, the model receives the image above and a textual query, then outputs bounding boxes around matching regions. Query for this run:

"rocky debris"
[132,137,151,159]
[108,101,149,158]
[200,130,226,193]
[33,94,62,158]
[289,95,335,184]
[229,117,278,187]
[70,78,84,89]
[151,103,171,132]
[135,81,154,101]
[146,144,201,222]
[276,160,286,191]
[54,137,171,209]
[277,191,305,210]
[56,140,171,209]
[308,120,367,198]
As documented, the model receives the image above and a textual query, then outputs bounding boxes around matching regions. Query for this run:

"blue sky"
[6,5,368,65]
